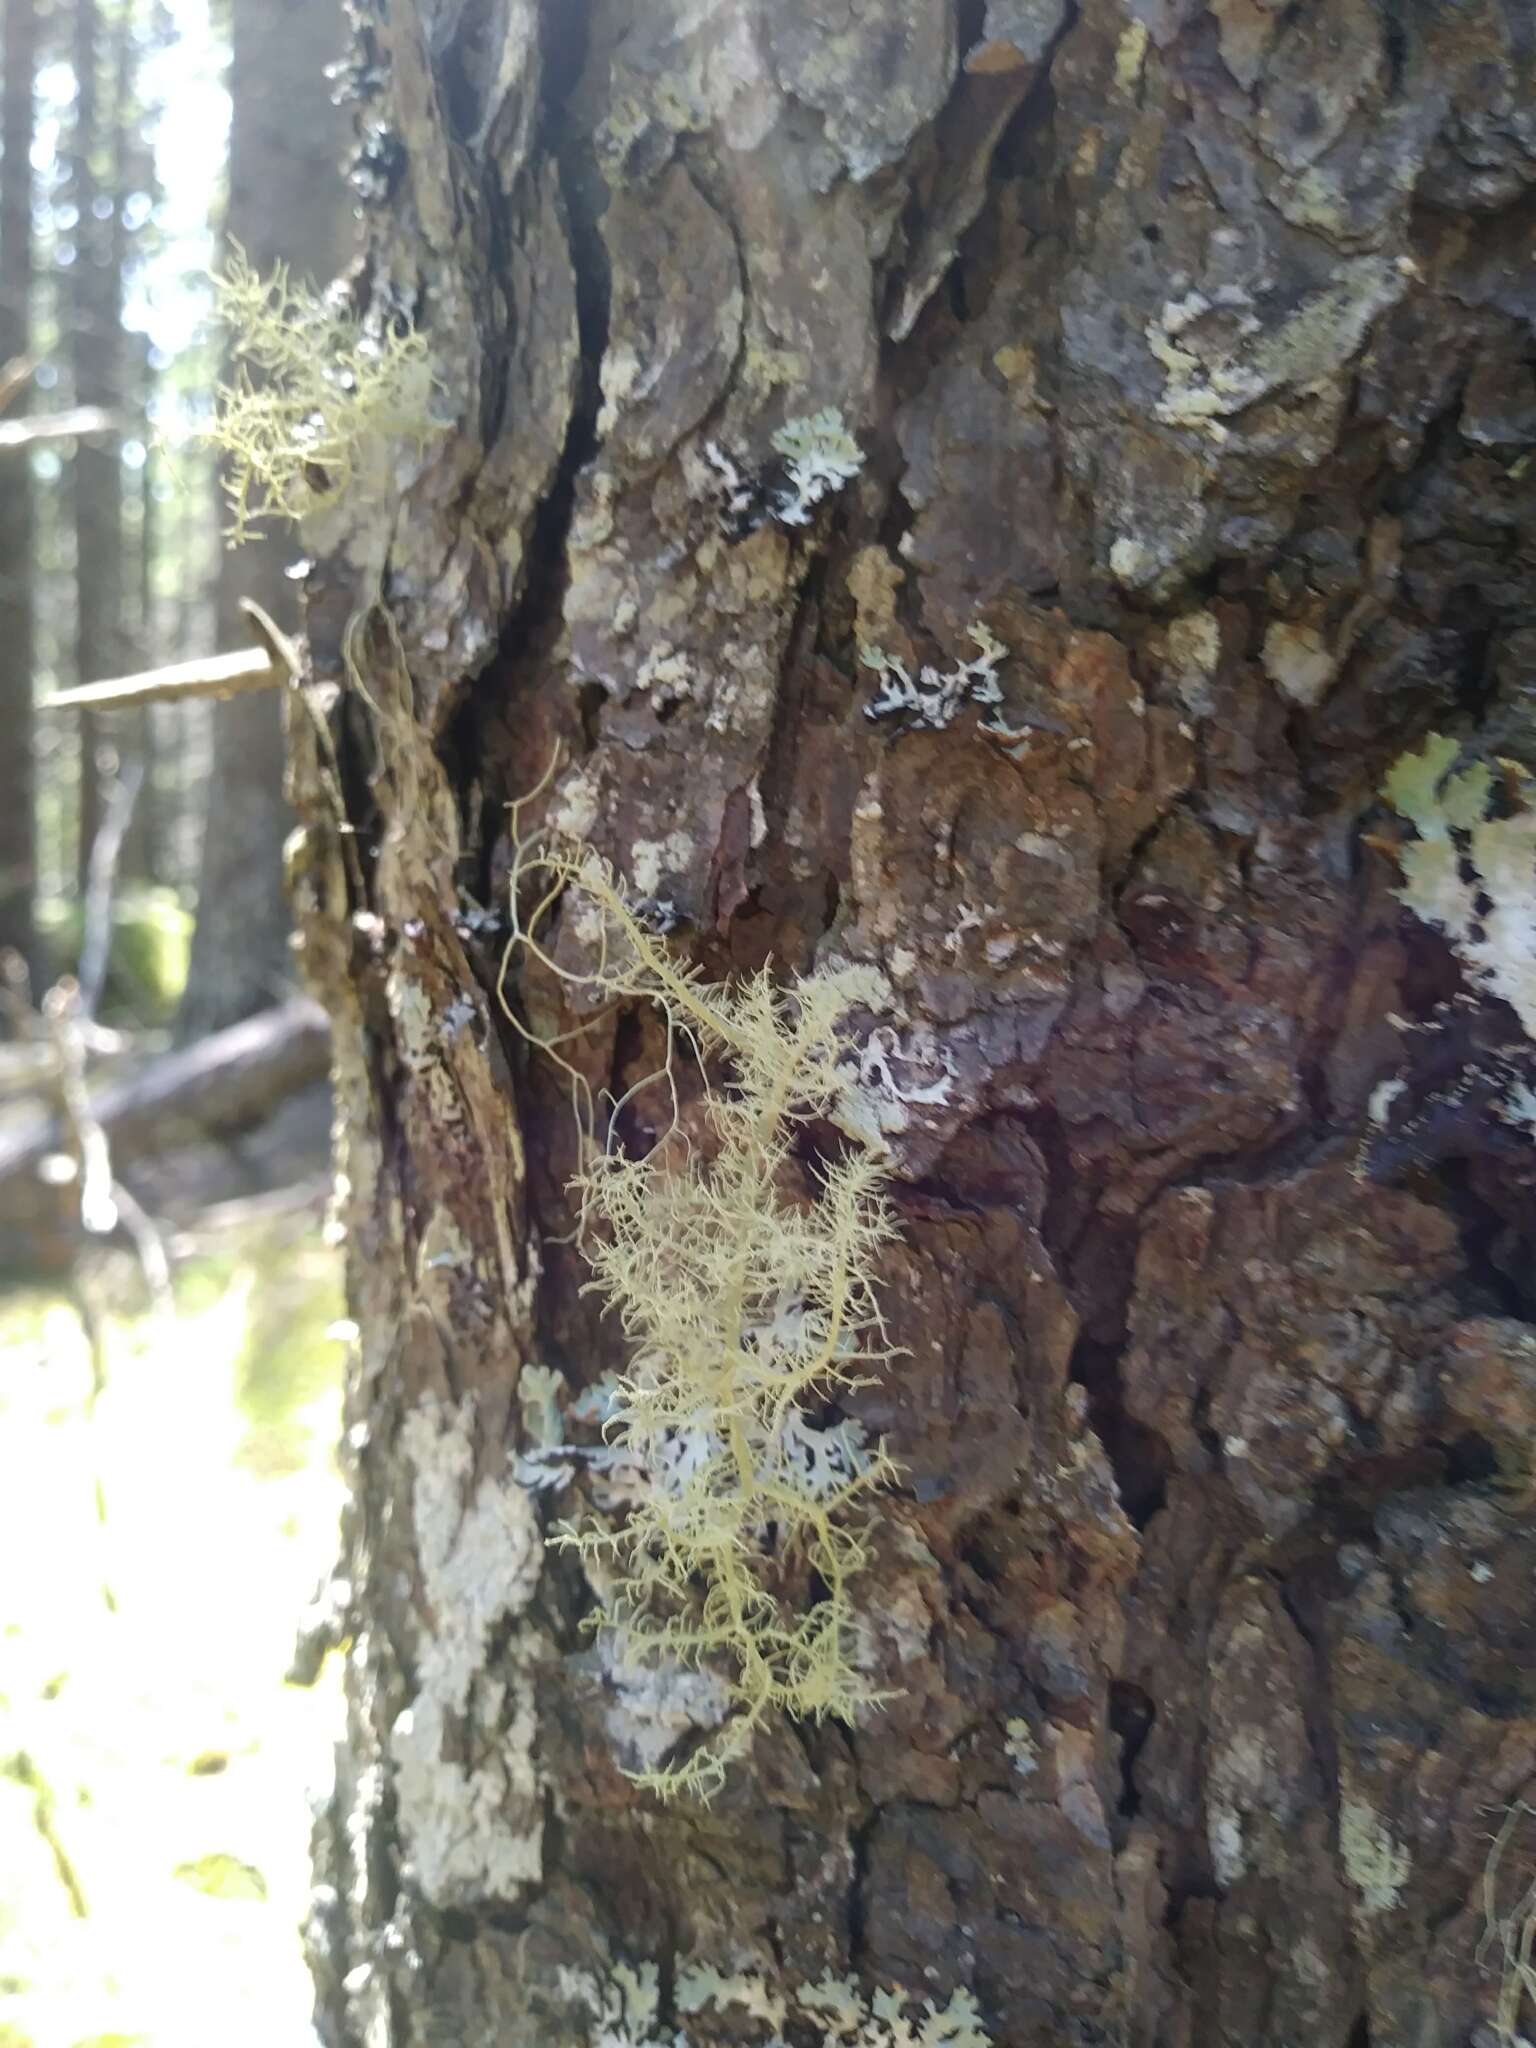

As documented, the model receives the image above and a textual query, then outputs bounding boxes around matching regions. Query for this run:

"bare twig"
[43,981,117,1237]
[0,945,125,1070]
[237,594,302,681]
[1481,1800,1536,2045]
[42,591,302,713]
[40,644,280,712]
[77,759,145,1020]
[0,405,122,448]
[110,1178,174,1319]
[41,964,173,1618]
[43,981,175,1316]
[0,353,39,415]
[4,1752,89,1917]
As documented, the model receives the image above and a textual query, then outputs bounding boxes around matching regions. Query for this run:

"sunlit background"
[24,0,229,904]
[1,2,352,2043]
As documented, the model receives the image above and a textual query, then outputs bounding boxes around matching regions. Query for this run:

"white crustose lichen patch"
[389,1394,544,1907]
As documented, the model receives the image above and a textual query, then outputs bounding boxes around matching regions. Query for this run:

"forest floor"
[0,1210,346,2048]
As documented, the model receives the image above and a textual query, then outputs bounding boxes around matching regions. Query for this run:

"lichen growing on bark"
[557,1959,992,2048]
[1382,734,1536,1038]
[389,1394,543,1905]
[1339,1799,1411,1917]
[502,839,901,1800]
[203,245,436,543]
[860,624,1009,732]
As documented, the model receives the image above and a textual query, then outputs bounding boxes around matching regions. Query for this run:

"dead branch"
[0,353,39,414]
[40,645,282,713]
[42,980,117,1235]
[0,405,122,449]
[43,596,302,713]
[0,997,331,1263]
[77,761,146,1020]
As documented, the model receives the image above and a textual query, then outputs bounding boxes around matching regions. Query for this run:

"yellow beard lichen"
[501,836,901,1800]
[201,244,435,543]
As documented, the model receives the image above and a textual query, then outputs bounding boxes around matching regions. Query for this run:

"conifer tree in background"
[177,0,348,1037]
[0,0,40,974]
[108,0,152,884]
[68,0,126,891]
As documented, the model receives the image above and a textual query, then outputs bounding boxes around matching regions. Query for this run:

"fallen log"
[0,997,331,1265]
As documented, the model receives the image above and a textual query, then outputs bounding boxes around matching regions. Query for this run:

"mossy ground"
[34,891,194,1029]
[0,1215,346,2048]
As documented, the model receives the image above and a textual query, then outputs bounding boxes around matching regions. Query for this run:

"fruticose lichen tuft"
[502,837,902,1800]
[203,244,436,543]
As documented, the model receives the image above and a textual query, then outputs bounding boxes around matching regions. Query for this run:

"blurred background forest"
[0,3,355,2043]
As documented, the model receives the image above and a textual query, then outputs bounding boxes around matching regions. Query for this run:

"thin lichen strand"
[203,245,434,543]
[503,841,901,1800]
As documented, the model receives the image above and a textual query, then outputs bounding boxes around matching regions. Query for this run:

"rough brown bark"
[0,0,39,974]
[177,0,349,1038]
[291,6,1536,2047]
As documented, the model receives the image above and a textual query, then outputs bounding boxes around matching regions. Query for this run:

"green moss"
[36,887,192,1026]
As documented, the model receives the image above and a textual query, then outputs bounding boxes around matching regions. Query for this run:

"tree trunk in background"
[0,0,39,977]
[291,7,1536,2047]
[110,5,152,887]
[133,332,162,878]
[68,0,124,895]
[176,0,348,1038]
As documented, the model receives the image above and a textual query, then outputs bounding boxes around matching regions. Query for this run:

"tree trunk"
[0,0,39,976]
[68,0,125,896]
[291,7,1536,2047]
[176,0,349,1038]
[108,5,153,888]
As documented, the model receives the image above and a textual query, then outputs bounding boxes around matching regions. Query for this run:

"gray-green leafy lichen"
[1382,734,1536,1039]
[557,1959,992,2048]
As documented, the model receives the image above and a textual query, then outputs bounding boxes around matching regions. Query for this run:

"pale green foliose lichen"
[558,1961,992,2048]
[1339,1799,1411,1916]
[770,407,866,525]
[1382,734,1536,1039]
[861,624,1009,731]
